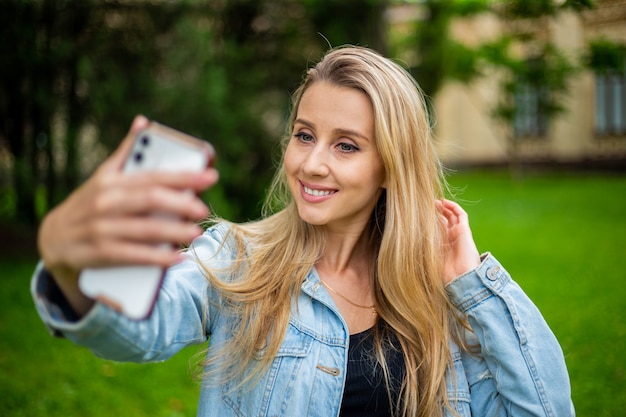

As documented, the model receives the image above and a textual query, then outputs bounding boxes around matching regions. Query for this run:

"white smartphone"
[78,122,215,320]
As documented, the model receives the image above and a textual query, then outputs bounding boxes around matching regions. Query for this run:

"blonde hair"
[200,46,459,417]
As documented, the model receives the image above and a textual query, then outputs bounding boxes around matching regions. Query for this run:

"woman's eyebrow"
[294,118,315,129]
[294,119,371,143]
[334,128,371,143]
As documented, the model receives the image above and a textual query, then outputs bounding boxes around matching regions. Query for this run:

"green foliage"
[586,37,626,74]
[446,41,482,82]
[492,43,578,127]
[501,0,563,18]
[0,0,191,222]
[302,0,388,51]
[398,0,490,97]
[473,2,592,149]
[0,0,387,225]
[487,0,592,134]
[500,0,594,18]
[390,0,593,159]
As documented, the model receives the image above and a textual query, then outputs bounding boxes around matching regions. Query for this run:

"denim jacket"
[31,224,574,416]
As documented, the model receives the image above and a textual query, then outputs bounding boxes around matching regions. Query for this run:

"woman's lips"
[299,181,337,202]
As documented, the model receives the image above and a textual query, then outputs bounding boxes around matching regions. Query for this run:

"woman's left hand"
[436,199,481,285]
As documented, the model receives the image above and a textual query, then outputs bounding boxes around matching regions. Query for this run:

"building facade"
[410,0,626,167]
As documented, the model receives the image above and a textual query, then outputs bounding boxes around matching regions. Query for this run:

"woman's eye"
[294,132,314,143]
[338,142,358,153]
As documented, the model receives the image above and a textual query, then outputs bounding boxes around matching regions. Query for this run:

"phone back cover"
[79,266,163,320]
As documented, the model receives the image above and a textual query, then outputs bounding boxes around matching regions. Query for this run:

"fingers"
[73,239,185,269]
[69,173,213,267]
[436,198,464,214]
[436,199,468,225]
[121,168,220,193]
[86,216,204,248]
[89,180,211,220]
[436,199,481,284]
[44,217,197,273]
[81,169,218,229]
[45,209,201,272]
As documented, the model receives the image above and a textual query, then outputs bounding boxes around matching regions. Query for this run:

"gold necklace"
[319,279,377,315]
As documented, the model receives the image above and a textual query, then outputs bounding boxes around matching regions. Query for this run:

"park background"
[1,0,625,416]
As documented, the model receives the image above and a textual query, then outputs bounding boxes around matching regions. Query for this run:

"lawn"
[446,170,626,417]
[1,170,624,416]
[0,260,202,417]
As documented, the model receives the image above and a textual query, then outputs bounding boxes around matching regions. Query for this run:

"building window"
[514,81,549,138]
[595,57,626,136]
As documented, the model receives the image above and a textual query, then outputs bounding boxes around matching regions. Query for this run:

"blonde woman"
[33,46,573,417]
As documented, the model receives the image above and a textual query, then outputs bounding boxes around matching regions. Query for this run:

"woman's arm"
[438,199,574,416]
[31,225,233,363]
[446,255,574,416]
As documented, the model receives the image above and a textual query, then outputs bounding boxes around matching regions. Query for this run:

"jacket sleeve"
[446,254,575,417]
[30,225,234,363]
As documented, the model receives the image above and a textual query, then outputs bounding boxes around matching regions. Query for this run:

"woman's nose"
[301,144,330,177]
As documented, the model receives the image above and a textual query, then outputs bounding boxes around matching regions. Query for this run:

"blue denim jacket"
[31,225,574,416]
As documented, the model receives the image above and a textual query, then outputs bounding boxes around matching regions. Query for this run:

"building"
[392,0,626,168]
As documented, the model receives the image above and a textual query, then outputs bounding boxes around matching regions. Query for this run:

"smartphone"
[78,122,215,320]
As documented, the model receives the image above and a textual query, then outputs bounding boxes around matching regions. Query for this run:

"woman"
[32,46,574,417]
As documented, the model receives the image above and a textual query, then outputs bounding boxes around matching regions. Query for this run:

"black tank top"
[340,323,406,416]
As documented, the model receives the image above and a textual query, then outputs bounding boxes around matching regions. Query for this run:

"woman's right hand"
[37,115,219,315]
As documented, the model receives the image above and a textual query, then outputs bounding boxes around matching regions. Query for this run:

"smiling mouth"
[303,185,336,197]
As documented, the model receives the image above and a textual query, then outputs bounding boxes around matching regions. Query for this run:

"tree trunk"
[2,2,38,226]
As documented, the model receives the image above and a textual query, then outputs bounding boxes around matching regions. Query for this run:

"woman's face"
[284,82,385,233]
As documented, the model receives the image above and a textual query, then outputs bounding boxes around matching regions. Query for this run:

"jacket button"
[486,266,501,281]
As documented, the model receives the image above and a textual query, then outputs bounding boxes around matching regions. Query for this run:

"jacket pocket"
[222,320,313,417]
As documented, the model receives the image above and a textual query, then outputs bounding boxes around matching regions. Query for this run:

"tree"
[1,0,53,226]
[389,0,595,171]
[488,0,594,174]
[0,0,190,225]
[0,0,390,228]
[393,0,489,99]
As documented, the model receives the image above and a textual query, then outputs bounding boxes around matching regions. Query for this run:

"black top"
[340,323,406,417]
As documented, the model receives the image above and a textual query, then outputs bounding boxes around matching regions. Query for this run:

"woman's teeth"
[304,186,335,197]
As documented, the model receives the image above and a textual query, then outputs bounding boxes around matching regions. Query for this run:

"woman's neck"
[316,230,377,334]
[318,227,370,275]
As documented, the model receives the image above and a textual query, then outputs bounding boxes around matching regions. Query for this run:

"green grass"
[0,260,203,417]
[447,170,626,417]
[1,170,625,416]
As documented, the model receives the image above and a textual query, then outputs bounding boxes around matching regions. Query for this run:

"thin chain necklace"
[320,279,377,315]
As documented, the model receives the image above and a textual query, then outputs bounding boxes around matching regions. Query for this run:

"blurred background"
[1,0,624,416]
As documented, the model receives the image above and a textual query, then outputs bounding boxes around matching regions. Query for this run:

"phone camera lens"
[134,152,143,163]
[141,135,150,146]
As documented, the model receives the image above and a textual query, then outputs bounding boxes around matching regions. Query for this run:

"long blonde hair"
[200,46,458,417]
